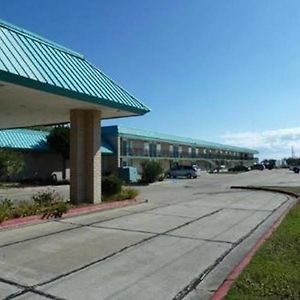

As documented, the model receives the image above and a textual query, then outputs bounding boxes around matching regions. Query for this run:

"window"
[122,139,128,155]
[128,140,133,155]
[173,145,179,157]
[157,143,161,156]
[149,143,157,157]
[191,147,196,157]
[144,142,149,156]
[169,145,173,155]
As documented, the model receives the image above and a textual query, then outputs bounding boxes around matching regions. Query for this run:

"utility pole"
[291,146,295,158]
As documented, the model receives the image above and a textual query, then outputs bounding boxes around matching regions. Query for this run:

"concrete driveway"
[0,170,297,300]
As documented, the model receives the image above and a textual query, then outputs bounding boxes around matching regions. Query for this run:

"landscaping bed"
[0,176,139,227]
[225,186,300,299]
[0,189,70,223]
[0,198,139,229]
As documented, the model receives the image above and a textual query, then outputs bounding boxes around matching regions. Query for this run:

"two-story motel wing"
[101,126,258,174]
[0,126,258,181]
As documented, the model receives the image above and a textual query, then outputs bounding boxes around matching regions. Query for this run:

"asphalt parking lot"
[0,169,298,300]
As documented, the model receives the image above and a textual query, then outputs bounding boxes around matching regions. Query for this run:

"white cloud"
[221,127,300,159]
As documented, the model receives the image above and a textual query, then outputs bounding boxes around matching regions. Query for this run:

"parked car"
[228,165,250,172]
[289,165,300,173]
[250,164,264,171]
[210,165,227,173]
[165,165,200,179]
[261,159,276,170]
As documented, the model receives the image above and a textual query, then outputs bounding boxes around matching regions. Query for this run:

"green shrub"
[0,199,13,223]
[102,187,139,202]
[0,149,24,179]
[120,188,139,200]
[12,201,39,218]
[32,189,60,206]
[141,160,163,183]
[0,198,13,209]
[158,174,165,181]
[41,201,70,219]
[32,189,69,219]
[102,175,123,196]
[0,211,8,223]
[0,190,69,223]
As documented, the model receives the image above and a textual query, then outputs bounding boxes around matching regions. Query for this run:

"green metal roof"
[0,129,114,154]
[0,19,150,116]
[0,129,48,151]
[105,126,258,154]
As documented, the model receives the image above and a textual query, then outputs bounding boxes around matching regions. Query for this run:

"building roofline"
[102,125,259,154]
[0,19,83,58]
[0,128,114,154]
[0,19,151,116]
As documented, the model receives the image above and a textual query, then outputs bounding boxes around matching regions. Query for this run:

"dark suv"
[250,164,264,171]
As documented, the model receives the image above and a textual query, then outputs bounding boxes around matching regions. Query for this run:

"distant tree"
[46,126,70,180]
[285,158,300,166]
[0,149,24,180]
[261,159,277,169]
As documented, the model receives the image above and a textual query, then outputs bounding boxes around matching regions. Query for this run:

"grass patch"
[226,186,300,300]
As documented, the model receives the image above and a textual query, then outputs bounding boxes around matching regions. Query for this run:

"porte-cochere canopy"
[0,19,150,129]
[0,19,150,203]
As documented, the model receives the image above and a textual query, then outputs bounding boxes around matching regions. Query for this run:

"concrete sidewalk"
[0,181,294,300]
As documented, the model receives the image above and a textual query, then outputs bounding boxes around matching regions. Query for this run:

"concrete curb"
[0,198,140,230]
[211,187,298,300]
[231,185,299,199]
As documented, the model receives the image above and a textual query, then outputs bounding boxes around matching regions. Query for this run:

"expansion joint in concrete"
[32,209,223,289]
[172,196,293,300]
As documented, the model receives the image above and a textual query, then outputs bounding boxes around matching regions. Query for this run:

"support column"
[70,109,102,204]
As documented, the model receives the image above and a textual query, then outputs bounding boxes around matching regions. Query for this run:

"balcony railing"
[121,147,254,160]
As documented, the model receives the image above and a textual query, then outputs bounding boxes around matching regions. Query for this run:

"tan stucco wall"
[131,140,144,149]
[5,151,65,181]
[2,151,119,182]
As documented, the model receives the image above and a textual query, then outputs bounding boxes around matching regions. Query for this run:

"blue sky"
[2,0,300,159]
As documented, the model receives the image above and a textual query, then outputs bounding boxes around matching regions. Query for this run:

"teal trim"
[0,71,149,117]
[0,19,150,115]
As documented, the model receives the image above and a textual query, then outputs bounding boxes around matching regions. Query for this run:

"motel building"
[0,126,258,182]
[0,19,150,204]
[102,126,258,173]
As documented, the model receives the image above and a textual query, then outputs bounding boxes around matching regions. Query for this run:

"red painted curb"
[212,200,295,300]
[0,198,139,230]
